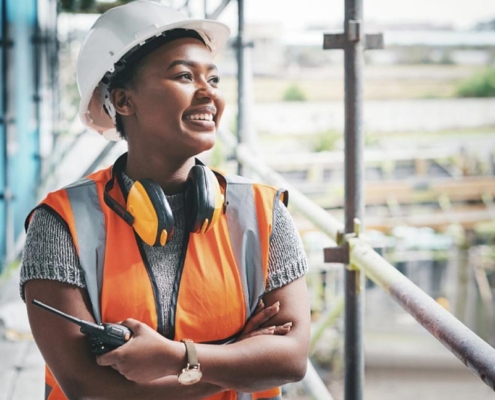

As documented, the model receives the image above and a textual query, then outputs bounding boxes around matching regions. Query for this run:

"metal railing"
[220,135,495,396]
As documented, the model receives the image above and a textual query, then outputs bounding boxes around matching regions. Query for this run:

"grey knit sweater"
[20,173,308,336]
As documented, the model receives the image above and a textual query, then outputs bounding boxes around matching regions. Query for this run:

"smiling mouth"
[184,113,214,122]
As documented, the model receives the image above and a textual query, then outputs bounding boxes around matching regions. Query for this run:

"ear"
[110,88,135,116]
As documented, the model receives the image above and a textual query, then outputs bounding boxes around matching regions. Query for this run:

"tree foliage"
[282,83,306,102]
[456,68,495,98]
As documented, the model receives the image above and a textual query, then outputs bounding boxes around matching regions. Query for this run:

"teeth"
[186,114,214,121]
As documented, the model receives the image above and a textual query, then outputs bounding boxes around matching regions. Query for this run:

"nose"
[195,80,219,101]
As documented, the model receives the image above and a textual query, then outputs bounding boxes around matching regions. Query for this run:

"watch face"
[178,368,202,385]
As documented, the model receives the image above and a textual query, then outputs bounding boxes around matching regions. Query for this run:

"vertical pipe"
[0,0,7,270]
[236,0,244,175]
[3,0,13,264]
[343,0,364,398]
[9,0,38,258]
[32,0,42,211]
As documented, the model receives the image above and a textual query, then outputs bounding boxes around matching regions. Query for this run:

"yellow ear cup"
[199,219,210,234]
[127,179,175,246]
[127,182,159,246]
[185,164,225,234]
[159,229,168,246]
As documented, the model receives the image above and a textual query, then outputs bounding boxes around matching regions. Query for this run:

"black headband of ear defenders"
[102,28,207,86]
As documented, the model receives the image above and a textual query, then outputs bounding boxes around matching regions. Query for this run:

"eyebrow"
[167,60,218,72]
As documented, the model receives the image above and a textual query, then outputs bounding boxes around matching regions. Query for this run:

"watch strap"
[181,339,199,367]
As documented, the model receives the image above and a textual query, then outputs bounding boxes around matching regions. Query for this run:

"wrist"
[155,336,186,377]
[177,339,202,385]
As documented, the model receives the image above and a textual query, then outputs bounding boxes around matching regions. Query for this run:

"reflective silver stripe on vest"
[44,383,52,400]
[226,177,283,400]
[65,178,106,323]
[65,173,269,326]
[237,394,283,400]
[225,175,265,316]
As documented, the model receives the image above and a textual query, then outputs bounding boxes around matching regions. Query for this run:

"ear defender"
[185,165,224,234]
[104,154,224,245]
[127,179,175,246]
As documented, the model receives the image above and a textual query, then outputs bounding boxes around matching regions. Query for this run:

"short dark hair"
[106,29,207,139]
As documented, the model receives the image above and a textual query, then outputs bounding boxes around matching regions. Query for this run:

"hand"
[96,318,182,383]
[237,300,293,342]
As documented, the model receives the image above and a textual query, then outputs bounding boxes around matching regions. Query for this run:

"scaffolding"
[222,0,495,398]
[1,0,495,399]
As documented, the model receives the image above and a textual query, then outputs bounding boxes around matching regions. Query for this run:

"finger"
[240,301,281,336]
[120,318,140,330]
[250,301,280,325]
[245,323,291,338]
[253,299,264,315]
[250,326,276,337]
[96,352,116,367]
[273,322,292,335]
[241,326,276,340]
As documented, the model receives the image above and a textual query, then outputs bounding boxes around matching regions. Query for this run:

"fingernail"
[265,326,275,334]
[271,301,280,310]
[282,322,293,328]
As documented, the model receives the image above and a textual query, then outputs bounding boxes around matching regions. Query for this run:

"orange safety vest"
[29,161,285,400]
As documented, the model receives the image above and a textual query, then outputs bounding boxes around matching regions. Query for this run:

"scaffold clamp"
[323,218,362,264]
[323,20,384,50]
[324,243,349,264]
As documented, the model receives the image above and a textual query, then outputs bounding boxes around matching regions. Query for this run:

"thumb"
[119,318,141,333]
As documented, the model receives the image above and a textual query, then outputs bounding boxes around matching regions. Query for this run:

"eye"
[208,76,220,87]
[176,72,193,81]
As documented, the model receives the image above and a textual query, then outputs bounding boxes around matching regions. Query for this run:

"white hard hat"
[76,0,231,140]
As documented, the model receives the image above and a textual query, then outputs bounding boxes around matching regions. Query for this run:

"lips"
[185,113,214,122]
[183,105,217,130]
[183,105,217,120]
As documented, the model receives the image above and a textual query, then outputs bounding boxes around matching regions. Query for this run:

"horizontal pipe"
[349,237,495,390]
[224,134,495,391]
[310,295,345,353]
[234,142,339,400]
[302,359,335,400]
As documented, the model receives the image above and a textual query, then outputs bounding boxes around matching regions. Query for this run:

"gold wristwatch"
[177,339,202,385]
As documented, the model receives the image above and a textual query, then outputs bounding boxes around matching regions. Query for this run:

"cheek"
[214,94,226,123]
[142,89,186,122]
[141,80,189,104]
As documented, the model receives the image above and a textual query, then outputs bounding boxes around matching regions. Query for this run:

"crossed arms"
[25,276,310,399]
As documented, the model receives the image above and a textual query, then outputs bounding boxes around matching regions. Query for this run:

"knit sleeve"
[265,201,308,293]
[19,207,86,301]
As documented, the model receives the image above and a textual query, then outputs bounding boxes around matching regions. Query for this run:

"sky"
[202,0,495,31]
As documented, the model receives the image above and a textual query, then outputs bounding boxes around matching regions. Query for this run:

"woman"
[21,1,310,399]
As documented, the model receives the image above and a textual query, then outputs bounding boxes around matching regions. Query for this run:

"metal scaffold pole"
[343,0,365,396]
[322,0,383,398]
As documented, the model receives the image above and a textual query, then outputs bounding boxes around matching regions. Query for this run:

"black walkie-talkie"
[32,299,132,355]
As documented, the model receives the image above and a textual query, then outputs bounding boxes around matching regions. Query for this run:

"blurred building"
[0,0,58,271]
[240,22,495,74]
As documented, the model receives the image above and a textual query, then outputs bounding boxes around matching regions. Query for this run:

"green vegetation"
[282,83,307,102]
[219,65,475,104]
[311,130,342,152]
[456,68,495,98]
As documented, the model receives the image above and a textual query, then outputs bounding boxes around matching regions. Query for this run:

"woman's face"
[124,37,225,160]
